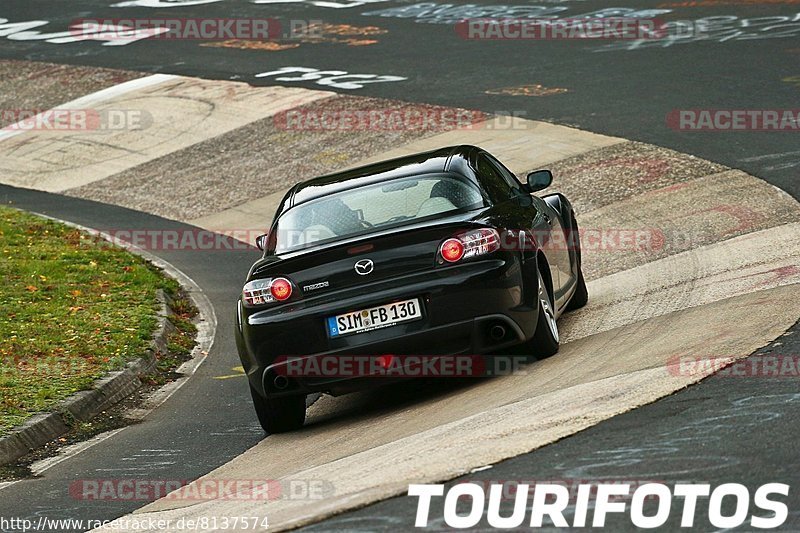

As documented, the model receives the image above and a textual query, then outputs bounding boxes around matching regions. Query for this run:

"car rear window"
[272,174,485,253]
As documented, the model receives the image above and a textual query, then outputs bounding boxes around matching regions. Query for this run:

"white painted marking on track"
[28,428,127,477]
[741,150,800,171]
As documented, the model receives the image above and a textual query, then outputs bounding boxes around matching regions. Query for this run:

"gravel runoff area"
[65,96,488,221]
[546,141,800,280]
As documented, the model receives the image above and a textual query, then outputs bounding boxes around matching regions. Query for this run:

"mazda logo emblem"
[354,259,374,275]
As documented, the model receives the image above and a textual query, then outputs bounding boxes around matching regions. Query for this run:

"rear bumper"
[236,255,539,397]
[259,313,526,397]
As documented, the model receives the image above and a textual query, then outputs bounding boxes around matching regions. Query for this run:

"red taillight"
[439,228,501,264]
[377,354,394,369]
[270,277,292,301]
[440,238,465,263]
[242,277,295,306]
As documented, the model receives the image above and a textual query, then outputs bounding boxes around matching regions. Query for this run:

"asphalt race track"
[298,327,800,532]
[0,0,799,531]
[1,0,799,199]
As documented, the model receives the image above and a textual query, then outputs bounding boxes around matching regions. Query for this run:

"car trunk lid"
[252,211,486,297]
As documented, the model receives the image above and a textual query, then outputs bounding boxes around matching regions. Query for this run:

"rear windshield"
[272,174,486,253]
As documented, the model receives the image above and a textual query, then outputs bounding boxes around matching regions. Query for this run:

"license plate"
[327,298,422,338]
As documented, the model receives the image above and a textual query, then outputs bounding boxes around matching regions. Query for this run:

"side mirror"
[255,233,268,251]
[526,170,553,192]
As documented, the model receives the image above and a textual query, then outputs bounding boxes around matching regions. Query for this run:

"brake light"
[440,238,465,262]
[242,277,293,306]
[377,354,395,369]
[439,228,500,263]
[270,277,293,301]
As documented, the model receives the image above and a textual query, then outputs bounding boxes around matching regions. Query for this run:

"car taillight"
[242,277,293,306]
[440,238,465,263]
[439,228,500,263]
[270,277,292,301]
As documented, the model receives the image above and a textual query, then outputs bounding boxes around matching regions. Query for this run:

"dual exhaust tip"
[273,374,290,390]
[490,324,507,341]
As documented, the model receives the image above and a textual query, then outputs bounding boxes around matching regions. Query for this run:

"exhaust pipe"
[490,325,506,341]
[273,375,289,390]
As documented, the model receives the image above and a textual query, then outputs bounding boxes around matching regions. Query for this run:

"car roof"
[283,145,479,211]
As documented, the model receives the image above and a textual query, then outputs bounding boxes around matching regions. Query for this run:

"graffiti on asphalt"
[596,13,800,51]
[361,5,671,25]
[112,0,223,6]
[254,66,407,89]
[113,0,391,8]
[0,17,170,46]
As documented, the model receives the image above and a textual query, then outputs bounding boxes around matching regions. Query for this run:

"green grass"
[0,206,183,435]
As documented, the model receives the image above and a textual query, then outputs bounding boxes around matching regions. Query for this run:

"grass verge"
[0,206,196,435]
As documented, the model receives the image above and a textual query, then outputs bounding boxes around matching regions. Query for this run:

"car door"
[483,153,571,308]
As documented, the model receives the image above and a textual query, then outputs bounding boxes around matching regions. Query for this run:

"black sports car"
[235,145,588,433]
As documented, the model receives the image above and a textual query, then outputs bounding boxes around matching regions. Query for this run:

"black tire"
[565,212,589,311]
[249,384,306,434]
[529,268,559,358]
[566,268,588,311]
